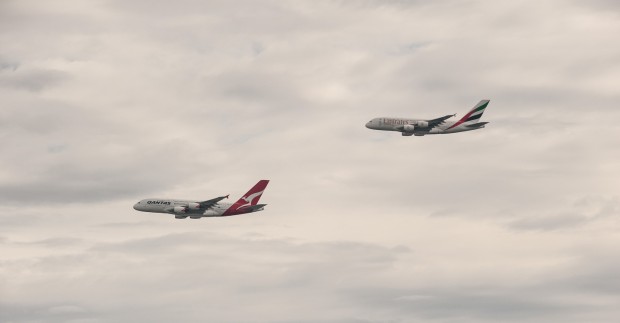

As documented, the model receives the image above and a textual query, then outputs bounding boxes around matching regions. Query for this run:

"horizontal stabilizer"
[243,204,267,212]
[465,122,488,128]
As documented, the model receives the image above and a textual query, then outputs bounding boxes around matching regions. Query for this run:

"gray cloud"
[3,230,620,323]
[0,304,95,323]
[0,66,70,92]
[1,232,410,322]
[507,196,619,231]
[572,0,620,12]
[508,212,591,231]
[348,288,588,321]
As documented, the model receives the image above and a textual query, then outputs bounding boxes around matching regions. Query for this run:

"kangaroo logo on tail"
[225,180,270,214]
[238,190,265,209]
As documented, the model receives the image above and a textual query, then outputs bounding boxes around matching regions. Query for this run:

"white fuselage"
[365,117,483,135]
[133,199,234,218]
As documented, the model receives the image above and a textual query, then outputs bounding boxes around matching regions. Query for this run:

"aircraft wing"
[199,195,229,209]
[426,114,455,129]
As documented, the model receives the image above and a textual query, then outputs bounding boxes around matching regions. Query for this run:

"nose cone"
[365,121,371,129]
[133,203,140,210]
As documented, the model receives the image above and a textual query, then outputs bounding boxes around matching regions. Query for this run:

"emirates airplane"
[365,100,490,136]
[133,180,269,219]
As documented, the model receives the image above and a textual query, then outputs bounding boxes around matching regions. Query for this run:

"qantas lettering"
[147,201,171,205]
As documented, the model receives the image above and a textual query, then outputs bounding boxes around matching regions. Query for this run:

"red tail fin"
[228,180,269,211]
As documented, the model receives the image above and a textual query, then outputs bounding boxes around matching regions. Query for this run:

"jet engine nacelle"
[173,206,188,214]
[415,121,428,128]
[403,124,416,132]
[187,202,201,210]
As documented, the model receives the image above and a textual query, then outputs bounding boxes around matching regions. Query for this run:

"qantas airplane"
[365,100,490,136]
[133,180,269,219]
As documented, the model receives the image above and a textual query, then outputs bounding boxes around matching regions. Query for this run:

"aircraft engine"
[187,202,201,210]
[173,206,188,214]
[403,124,416,132]
[416,121,429,128]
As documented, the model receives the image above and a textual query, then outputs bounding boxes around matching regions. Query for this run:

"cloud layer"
[1,0,619,322]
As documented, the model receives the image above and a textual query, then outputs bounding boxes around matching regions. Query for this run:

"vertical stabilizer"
[224,180,269,215]
[448,100,490,129]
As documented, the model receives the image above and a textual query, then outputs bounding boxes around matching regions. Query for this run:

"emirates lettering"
[383,118,408,125]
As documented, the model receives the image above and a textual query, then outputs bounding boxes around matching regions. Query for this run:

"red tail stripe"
[448,107,483,130]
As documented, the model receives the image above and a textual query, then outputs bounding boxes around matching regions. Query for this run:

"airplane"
[133,180,269,219]
[365,100,490,136]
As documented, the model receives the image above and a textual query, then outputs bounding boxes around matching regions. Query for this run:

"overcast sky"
[1,0,619,322]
